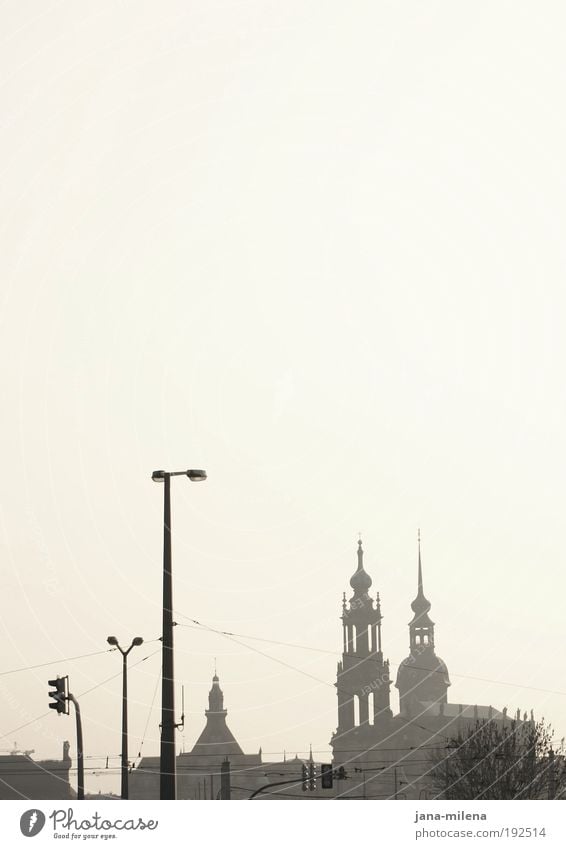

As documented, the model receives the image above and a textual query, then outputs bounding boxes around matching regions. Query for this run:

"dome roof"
[350,539,372,596]
[395,651,451,688]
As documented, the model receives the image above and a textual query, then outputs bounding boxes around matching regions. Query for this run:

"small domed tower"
[207,673,226,715]
[395,532,450,716]
[190,671,244,758]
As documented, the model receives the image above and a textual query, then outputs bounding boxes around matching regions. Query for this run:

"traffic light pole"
[67,693,84,800]
[48,676,83,800]
[248,776,305,799]
[248,766,348,799]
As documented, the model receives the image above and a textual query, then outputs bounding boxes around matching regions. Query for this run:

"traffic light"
[308,760,316,791]
[335,765,347,781]
[48,676,68,715]
[321,763,333,790]
[302,762,308,792]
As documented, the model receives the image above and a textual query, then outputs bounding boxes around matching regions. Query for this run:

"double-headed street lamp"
[152,468,207,800]
[107,636,144,799]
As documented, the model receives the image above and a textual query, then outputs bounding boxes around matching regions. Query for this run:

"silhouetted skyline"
[1,1,566,797]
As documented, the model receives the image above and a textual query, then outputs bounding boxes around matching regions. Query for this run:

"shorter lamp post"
[107,636,144,799]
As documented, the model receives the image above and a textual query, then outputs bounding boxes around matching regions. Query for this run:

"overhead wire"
[177,616,566,698]
[171,610,536,799]
[0,646,160,742]
[0,648,118,678]
[132,662,161,769]
[76,648,160,698]
[175,612,564,800]
[1,614,560,798]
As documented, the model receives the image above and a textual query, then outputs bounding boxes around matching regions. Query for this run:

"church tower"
[189,672,245,759]
[395,533,451,716]
[332,539,392,760]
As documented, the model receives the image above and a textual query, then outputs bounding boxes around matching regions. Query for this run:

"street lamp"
[152,468,206,800]
[107,636,144,800]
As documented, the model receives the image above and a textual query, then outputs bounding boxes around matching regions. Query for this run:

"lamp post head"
[152,469,207,481]
[132,637,144,647]
[107,636,119,646]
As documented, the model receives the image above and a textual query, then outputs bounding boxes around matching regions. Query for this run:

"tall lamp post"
[152,468,207,800]
[107,636,144,800]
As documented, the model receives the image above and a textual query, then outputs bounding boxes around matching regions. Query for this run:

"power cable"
[0,648,117,677]
[132,663,161,768]
[177,617,566,698]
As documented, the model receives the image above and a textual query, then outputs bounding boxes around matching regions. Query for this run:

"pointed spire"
[309,743,313,761]
[411,529,431,616]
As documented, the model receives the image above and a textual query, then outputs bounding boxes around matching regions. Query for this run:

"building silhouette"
[131,672,264,799]
[130,673,333,800]
[0,741,73,800]
[330,536,519,799]
[129,534,529,800]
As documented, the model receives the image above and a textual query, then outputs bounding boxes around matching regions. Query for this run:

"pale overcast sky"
[1,1,566,794]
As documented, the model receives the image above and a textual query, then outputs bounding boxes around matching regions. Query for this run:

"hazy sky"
[1,1,566,794]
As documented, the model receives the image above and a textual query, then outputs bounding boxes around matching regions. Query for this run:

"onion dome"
[350,538,372,597]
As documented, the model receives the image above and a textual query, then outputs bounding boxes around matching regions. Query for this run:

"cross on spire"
[417,528,423,596]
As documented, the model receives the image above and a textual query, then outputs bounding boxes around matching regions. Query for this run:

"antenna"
[175,684,185,732]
